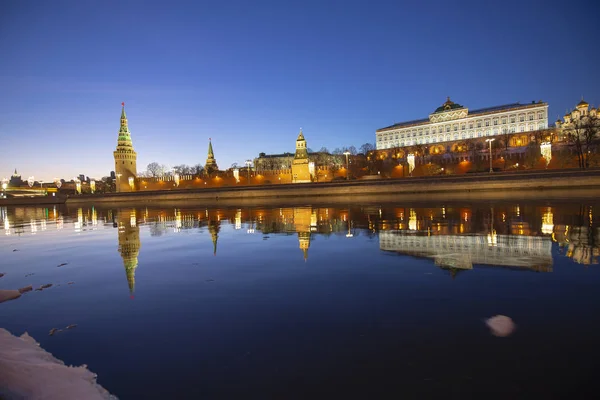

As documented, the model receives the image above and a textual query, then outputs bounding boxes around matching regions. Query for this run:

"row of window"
[379,111,546,142]
[378,123,546,148]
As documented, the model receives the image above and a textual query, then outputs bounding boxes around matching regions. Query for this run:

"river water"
[1,200,599,398]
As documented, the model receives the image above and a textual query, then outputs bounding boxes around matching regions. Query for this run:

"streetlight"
[39,180,44,190]
[485,138,495,173]
[245,160,252,183]
[343,151,350,180]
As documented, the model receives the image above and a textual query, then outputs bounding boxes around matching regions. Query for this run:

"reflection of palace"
[117,209,141,295]
[380,230,553,272]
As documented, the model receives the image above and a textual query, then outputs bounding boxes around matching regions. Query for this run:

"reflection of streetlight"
[343,151,350,180]
[1,178,7,198]
[485,138,495,173]
[245,160,252,183]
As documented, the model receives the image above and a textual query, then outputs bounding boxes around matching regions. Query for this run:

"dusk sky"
[1,0,599,181]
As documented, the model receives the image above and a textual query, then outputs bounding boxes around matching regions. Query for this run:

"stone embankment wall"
[67,169,600,207]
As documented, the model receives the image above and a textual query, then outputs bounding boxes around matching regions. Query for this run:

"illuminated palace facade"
[376,97,549,153]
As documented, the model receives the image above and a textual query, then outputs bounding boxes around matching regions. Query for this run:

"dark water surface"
[1,200,600,398]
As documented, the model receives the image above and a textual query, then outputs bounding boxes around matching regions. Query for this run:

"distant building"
[556,98,599,135]
[205,139,218,172]
[376,97,549,151]
[113,103,138,192]
[291,129,311,183]
[9,169,23,187]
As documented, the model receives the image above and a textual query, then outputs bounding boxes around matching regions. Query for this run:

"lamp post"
[245,160,252,183]
[343,151,350,180]
[39,180,44,190]
[485,138,495,173]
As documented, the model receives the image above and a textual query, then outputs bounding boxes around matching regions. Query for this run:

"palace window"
[470,132,474,138]
[493,128,498,135]
[520,125,525,132]
[453,125,458,131]
[538,122,545,129]
[413,132,416,137]
[510,116,515,123]
[485,120,490,127]
[454,133,458,140]
[520,115,525,122]
[493,119,498,125]
[501,117,507,124]
[461,133,466,139]
[529,114,534,121]
[461,123,466,130]
[477,121,482,128]
[401,134,405,138]
[537,112,543,119]
[469,123,473,129]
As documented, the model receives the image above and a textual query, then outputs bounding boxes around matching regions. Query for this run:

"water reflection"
[1,202,599,293]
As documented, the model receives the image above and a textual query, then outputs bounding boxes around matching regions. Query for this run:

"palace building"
[113,103,138,192]
[376,97,549,151]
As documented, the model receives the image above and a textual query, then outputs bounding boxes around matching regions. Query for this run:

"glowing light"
[128,177,135,190]
[407,153,415,175]
[233,168,240,183]
[174,174,180,187]
[27,176,34,188]
[235,209,242,230]
[541,208,554,235]
[540,142,552,167]
[409,209,417,231]
[308,162,315,178]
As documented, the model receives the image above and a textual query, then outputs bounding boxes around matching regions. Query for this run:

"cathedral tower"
[205,139,218,173]
[292,129,311,183]
[113,103,137,192]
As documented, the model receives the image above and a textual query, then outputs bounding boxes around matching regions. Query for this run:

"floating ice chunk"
[485,315,516,337]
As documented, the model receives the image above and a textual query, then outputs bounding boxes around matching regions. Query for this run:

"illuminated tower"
[291,129,311,183]
[205,138,218,173]
[113,103,137,192]
[294,207,312,260]
[117,209,141,296]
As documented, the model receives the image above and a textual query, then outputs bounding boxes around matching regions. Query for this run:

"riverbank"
[3,169,600,207]
[65,169,600,206]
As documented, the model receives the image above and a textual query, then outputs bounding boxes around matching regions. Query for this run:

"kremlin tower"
[113,103,137,192]
[291,129,311,183]
[205,139,218,173]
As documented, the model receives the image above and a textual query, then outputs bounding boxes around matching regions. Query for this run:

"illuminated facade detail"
[205,139,218,172]
[113,103,138,192]
[291,129,311,183]
[376,97,549,150]
[407,153,415,175]
[540,142,552,167]
[541,208,554,235]
[117,209,141,295]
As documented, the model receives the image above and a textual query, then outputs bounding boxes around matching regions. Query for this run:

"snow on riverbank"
[0,328,117,400]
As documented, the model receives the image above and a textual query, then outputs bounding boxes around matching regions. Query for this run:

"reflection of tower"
[117,209,140,296]
[208,217,221,256]
[205,139,218,172]
[113,103,137,192]
[294,207,312,260]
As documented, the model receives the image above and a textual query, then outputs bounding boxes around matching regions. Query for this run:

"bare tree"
[347,145,357,155]
[191,164,204,176]
[146,162,163,177]
[318,147,329,153]
[360,143,375,155]
[332,148,343,155]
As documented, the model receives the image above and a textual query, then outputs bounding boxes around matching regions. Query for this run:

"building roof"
[377,101,545,132]
[577,99,589,107]
[433,97,464,113]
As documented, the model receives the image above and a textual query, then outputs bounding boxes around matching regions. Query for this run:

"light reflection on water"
[1,201,600,397]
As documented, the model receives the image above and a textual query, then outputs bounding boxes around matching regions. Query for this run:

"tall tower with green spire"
[205,138,218,172]
[113,102,137,192]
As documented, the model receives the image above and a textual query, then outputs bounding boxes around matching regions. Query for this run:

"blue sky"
[1,0,599,181]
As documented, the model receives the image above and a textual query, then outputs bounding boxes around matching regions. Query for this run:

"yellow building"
[291,129,311,183]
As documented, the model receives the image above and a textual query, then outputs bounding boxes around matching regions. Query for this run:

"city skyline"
[1,0,599,181]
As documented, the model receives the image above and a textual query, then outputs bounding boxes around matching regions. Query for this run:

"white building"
[376,97,549,150]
